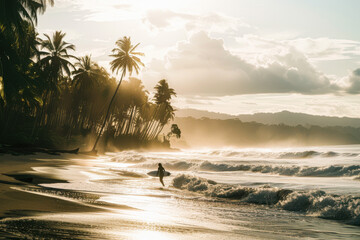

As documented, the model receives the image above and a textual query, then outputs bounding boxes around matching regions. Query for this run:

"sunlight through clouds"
[5,2,360,238]
[38,0,360,117]
[143,10,252,34]
[235,35,360,64]
[142,31,339,96]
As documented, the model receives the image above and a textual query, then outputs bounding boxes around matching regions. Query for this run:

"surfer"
[156,163,165,187]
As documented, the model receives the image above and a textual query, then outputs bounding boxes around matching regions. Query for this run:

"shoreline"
[1,148,360,239]
[0,154,103,221]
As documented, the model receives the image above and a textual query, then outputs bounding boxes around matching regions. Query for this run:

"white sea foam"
[136,161,196,171]
[208,149,357,159]
[172,174,360,225]
[135,160,360,178]
[199,161,360,177]
[111,154,146,163]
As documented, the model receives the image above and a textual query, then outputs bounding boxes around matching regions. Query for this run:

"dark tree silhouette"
[0,3,179,152]
[167,124,181,140]
[92,36,144,152]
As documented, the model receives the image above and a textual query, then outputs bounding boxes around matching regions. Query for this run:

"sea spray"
[172,174,360,225]
[199,161,360,177]
[111,154,146,163]
[208,149,356,159]
[135,160,360,178]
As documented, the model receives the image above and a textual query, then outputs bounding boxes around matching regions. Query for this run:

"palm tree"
[154,79,176,104]
[142,79,176,140]
[91,36,144,152]
[71,55,105,130]
[72,55,103,90]
[0,0,54,104]
[39,31,77,86]
[124,77,148,136]
[149,103,175,140]
[0,0,54,36]
[0,0,54,139]
[33,31,76,131]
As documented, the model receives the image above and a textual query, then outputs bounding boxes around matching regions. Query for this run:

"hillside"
[166,117,360,148]
[176,109,360,128]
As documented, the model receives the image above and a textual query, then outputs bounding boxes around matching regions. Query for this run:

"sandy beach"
[0,153,106,238]
[1,148,360,239]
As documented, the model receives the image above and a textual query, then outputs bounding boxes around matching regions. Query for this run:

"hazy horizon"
[175,107,360,119]
[3,2,360,238]
[37,0,360,118]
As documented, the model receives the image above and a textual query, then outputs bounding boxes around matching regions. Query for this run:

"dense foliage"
[0,0,177,150]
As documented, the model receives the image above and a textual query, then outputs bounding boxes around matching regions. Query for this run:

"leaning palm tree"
[142,79,176,140]
[91,36,144,152]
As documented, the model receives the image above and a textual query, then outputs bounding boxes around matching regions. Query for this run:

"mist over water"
[104,145,360,229]
[2,145,360,239]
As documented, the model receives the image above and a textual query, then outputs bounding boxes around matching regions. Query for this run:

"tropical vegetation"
[0,0,178,152]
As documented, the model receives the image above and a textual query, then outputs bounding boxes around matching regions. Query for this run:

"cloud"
[143,32,339,96]
[112,4,131,9]
[235,35,360,65]
[39,29,82,41]
[143,9,251,34]
[346,69,360,94]
[54,0,137,21]
[144,10,192,30]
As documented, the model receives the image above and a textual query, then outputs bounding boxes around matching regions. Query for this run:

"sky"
[37,0,360,117]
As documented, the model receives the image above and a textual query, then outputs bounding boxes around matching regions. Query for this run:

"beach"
[1,146,360,239]
[0,154,103,238]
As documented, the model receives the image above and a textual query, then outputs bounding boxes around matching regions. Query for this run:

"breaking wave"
[199,161,360,177]
[136,161,196,171]
[208,150,357,159]
[172,174,360,225]
[135,160,360,178]
[111,153,146,163]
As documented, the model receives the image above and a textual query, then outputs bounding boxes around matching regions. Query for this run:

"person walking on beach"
[156,163,165,187]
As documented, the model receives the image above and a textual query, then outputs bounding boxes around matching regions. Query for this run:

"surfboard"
[147,170,171,177]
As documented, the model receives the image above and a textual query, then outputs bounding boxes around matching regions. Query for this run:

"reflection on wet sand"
[1,149,360,239]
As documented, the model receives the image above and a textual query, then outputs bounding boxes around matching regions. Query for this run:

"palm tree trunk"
[140,106,160,140]
[1,106,13,138]
[150,121,161,140]
[130,108,138,135]
[31,90,50,137]
[125,105,135,135]
[154,124,165,140]
[92,71,126,152]
[31,106,41,137]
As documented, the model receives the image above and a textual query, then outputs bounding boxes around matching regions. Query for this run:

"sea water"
[2,145,360,239]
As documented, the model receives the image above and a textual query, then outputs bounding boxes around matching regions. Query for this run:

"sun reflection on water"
[126,230,174,240]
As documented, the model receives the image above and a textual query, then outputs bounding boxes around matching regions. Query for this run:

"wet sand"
[0,154,101,226]
[0,153,238,239]
[2,150,360,239]
[0,153,148,239]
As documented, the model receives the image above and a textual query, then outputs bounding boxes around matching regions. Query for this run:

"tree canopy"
[0,2,180,151]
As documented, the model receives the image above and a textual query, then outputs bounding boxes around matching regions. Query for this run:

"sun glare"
[127,230,173,240]
[134,0,195,11]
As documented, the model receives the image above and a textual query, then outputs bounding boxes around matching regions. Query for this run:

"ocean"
[2,145,360,239]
